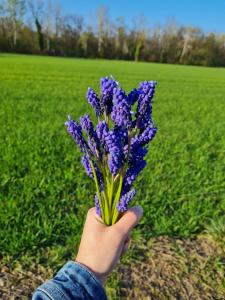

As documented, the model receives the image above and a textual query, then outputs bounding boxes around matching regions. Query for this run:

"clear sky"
[58,0,225,33]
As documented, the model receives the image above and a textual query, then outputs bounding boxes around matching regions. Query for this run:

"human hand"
[75,206,143,284]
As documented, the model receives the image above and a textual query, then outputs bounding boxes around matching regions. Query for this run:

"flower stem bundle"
[65,77,157,225]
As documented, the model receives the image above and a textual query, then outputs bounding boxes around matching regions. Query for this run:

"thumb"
[114,206,143,236]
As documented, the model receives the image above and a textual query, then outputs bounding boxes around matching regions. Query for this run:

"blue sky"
[58,0,225,33]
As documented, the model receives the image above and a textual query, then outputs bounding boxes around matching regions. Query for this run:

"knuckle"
[113,225,127,240]
[87,207,95,217]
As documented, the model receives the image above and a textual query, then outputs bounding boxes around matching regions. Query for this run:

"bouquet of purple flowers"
[65,76,157,225]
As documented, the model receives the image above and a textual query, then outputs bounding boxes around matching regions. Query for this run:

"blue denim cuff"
[66,261,107,299]
[34,261,107,300]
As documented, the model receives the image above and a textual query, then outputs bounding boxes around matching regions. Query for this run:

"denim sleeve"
[32,261,108,300]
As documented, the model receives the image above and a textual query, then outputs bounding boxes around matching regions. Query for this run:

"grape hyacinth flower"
[81,155,103,187]
[111,88,132,129]
[94,193,101,217]
[65,116,89,153]
[80,114,101,158]
[136,81,157,130]
[100,76,118,114]
[116,189,136,213]
[65,77,158,225]
[86,88,103,117]
[104,129,125,176]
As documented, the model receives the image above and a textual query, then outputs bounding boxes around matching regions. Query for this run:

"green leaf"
[111,174,123,224]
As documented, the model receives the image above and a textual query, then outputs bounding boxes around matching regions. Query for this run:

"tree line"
[1,0,225,67]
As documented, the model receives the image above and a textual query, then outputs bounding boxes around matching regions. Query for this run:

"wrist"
[75,259,107,285]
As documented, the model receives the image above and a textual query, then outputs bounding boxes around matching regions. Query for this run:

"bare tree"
[79,26,98,58]
[44,0,53,52]
[159,19,180,63]
[5,0,26,47]
[54,1,62,38]
[96,6,109,57]
[28,0,44,51]
[114,16,128,58]
[132,14,148,62]
[179,27,200,63]
[0,2,10,40]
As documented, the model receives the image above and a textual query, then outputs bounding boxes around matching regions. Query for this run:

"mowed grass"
[0,54,225,268]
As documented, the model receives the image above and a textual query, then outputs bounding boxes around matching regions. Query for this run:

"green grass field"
[0,53,225,273]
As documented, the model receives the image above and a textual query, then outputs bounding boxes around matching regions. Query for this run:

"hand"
[75,206,143,284]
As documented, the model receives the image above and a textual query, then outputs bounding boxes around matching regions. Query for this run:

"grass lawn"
[0,53,224,298]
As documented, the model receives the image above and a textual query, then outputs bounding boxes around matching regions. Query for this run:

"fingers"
[85,206,143,236]
[114,206,143,236]
[121,241,130,256]
[121,235,131,256]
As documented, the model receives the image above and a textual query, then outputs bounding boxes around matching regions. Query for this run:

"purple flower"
[96,121,109,151]
[135,81,157,130]
[139,124,158,146]
[86,88,103,117]
[116,189,136,212]
[123,159,146,193]
[111,88,132,129]
[65,115,88,153]
[94,193,101,217]
[127,88,139,105]
[100,77,118,113]
[81,155,93,178]
[114,126,128,144]
[139,81,157,94]
[81,155,103,186]
[130,142,148,164]
[104,129,125,175]
[123,137,148,192]
[80,114,95,136]
[80,114,101,158]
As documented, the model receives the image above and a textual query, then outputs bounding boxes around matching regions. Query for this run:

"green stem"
[111,174,123,224]
[104,112,109,126]
[102,190,110,225]
[102,164,111,225]
[110,175,114,209]
[90,160,104,221]
[112,210,118,224]
[108,175,114,223]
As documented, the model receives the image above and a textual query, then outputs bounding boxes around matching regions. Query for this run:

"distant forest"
[1,0,225,67]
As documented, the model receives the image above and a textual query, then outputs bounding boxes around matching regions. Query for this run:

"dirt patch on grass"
[0,264,53,299]
[118,235,225,299]
[0,235,224,299]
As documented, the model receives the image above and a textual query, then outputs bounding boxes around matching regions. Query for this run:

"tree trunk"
[134,42,142,62]
[13,20,17,47]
